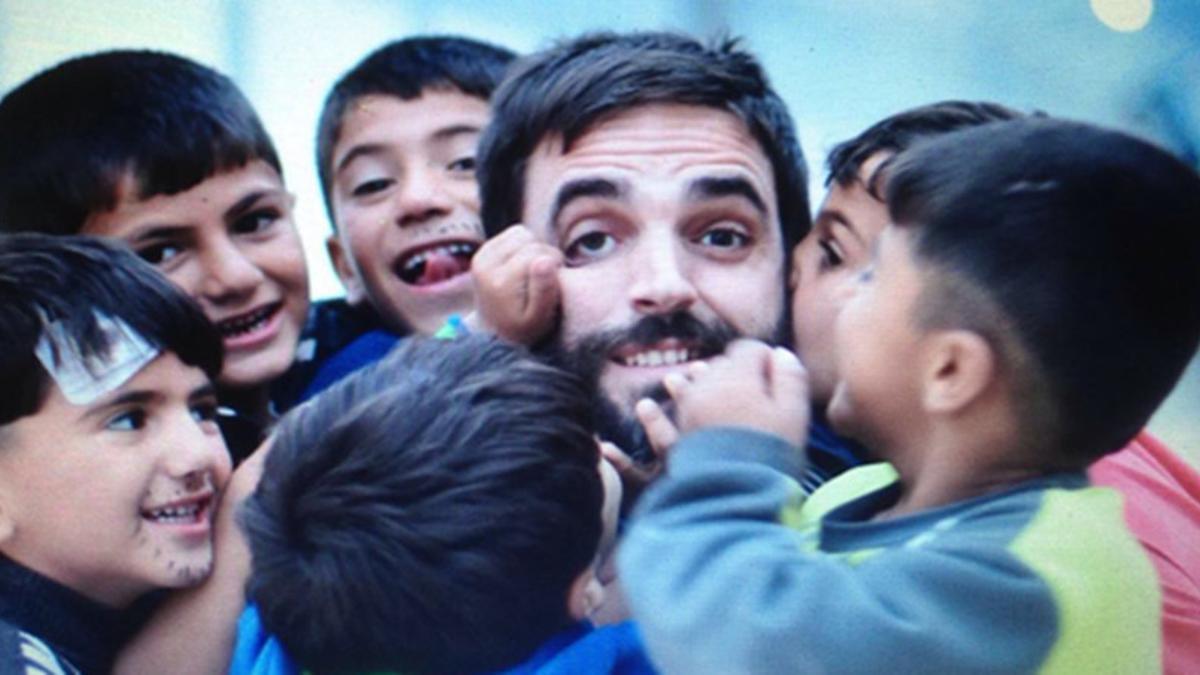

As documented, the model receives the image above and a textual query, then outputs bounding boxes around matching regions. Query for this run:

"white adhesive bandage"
[34,311,159,405]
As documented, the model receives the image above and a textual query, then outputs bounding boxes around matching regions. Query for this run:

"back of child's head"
[0,232,223,425]
[315,35,516,218]
[0,49,280,235]
[241,335,604,674]
[885,118,1200,464]
[826,100,1026,192]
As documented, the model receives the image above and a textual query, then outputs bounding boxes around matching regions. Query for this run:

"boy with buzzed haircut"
[793,99,1200,674]
[231,336,653,674]
[303,36,516,399]
[0,50,311,459]
[0,233,232,674]
[621,118,1200,672]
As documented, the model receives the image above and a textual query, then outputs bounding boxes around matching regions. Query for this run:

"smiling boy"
[0,234,231,674]
[301,37,516,398]
[0,50,310,457]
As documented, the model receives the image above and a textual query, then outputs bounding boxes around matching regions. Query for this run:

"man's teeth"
[403,242,477,271]
[219,306,273,337]
[622,348,693,367]
[145,503,201,523]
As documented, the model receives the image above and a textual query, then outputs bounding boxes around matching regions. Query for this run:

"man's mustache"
[566,311,740,365]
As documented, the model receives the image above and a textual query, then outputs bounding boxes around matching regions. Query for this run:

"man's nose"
[628,234,698,316]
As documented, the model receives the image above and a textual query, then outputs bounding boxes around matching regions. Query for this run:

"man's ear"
[920,330,996,414]
[326,234,365,306]
[566,567,605,622]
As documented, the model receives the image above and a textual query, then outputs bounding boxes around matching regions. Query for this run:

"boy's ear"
[920,329,996,414]
[566,567,605,622]
[325,234,365,306]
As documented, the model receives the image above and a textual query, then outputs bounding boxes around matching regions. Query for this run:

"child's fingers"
[521,252,563,317]
[768,346,808,403]
[636,398,679,457]
[598,439,634,472]
[662,372,691,401]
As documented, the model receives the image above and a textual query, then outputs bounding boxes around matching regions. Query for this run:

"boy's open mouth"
[395,240,479,286]
[610,340,712,368]
[141,493,212,525]
[215,302,280,339]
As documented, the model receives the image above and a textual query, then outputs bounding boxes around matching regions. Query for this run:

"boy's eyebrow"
[431,123,482,142]
[223,190,280,220]
[189,382,218,401]
[818,209,868,245]
[78,389,158,422]
[686,176,768,217]
[335,143,387,175]
[550,177,626,231]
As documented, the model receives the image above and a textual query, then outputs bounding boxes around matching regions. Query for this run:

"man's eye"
[564,231,616,264]
[818,239,845,269]
[698,229,748,248]
[352,178,393,197]
[136,243,183,266]
[232,209,279,235]
[106,409,147,431]
[448,156,476,173]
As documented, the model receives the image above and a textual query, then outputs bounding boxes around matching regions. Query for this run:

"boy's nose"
[395,165,453,228]
[200,240,264,303]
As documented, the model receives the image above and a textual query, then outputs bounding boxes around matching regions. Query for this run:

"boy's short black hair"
[315,35,516,220]
[241,335,603,674]
[0,233,223,425]
[886,118,1200,464]
[826,100,1026,198]
[0,50,281,235]
[478,31,810,253]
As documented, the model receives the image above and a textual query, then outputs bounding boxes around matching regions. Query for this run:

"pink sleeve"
[1090,432,1200,675]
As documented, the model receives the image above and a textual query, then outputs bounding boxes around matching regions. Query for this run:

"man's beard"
[541,309,790,463]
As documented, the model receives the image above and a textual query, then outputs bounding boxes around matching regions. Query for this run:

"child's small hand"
[471,225,563,344]
[663,339,810,447]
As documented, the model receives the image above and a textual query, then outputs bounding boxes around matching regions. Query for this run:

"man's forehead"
[522,103,777,223]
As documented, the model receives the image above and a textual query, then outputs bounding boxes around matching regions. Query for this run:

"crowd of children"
[0,27,1196,675]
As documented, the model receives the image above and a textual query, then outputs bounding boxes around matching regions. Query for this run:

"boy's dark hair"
[241,335,604,674]
[826,100,1026,198]
[316,35,516,220]
[478,31,810,253]
[0,233,223,425]
[886,118,1200,464]
[0,50,281,235]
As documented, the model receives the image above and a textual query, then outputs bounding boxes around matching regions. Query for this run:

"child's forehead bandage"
[34,311,160,405]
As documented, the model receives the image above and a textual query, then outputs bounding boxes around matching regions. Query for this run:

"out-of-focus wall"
[1,0,1196,463]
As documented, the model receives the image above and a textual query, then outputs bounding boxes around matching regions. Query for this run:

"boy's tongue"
[415,249,469,286]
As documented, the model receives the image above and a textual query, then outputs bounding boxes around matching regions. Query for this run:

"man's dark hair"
[0,233,223,425]
[886,118,1200,464]
[315,35,516,220]
[478,31,810,253]
[826,100,1026,198]
[0,49,281,235]
[241,335,604,674]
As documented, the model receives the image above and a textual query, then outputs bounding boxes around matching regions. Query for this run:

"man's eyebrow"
[550,178,626,229]
[687,176,768,216]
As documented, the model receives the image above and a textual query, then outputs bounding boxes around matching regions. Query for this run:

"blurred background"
[1,0,1196,463]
